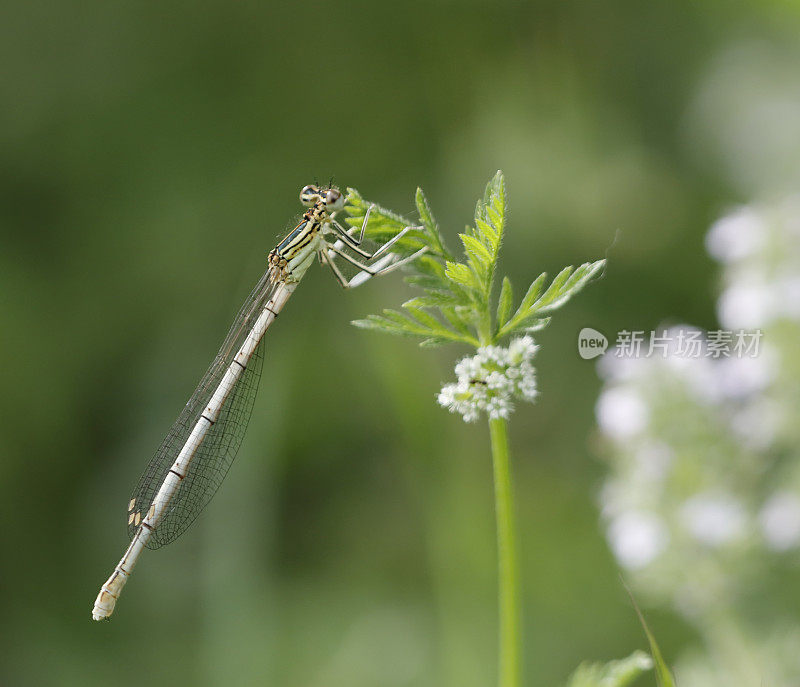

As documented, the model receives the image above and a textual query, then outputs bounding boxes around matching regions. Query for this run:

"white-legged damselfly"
[92,185,423,620]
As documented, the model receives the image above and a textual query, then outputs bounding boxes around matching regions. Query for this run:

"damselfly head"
[323,187,344,212]
[300,184,344,212]
[300,184,321,206]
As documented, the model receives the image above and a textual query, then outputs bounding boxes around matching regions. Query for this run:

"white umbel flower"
[705,206,766,263]
[759,492,800,551]
[607,511,669,570]
[437,336,539,422]
[680,492,748,547]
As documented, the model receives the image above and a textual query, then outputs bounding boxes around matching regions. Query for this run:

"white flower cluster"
[707,198,800,329]
[595,200,800,632]
[437,336,539,422]
[634,59,800,686]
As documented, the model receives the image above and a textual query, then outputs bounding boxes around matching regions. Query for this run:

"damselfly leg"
[328,206,419,261]
[323,204,427,288]
[322,243,427,289]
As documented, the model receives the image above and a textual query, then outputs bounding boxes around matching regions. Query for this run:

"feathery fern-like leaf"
[347,171,604,349]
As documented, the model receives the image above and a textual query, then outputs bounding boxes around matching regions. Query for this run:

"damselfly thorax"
[91,183,426,620]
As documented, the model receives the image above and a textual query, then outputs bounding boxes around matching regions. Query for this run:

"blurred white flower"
[729,398,782,451]
[681,356,728,405]
[687,41,800,195]
[607,511,668,570]
[597,351,642,382]
[680,492,747,547]
[775,275,800,320]
[715,352,775,399]
[759,492,800,551]
[717,281,774,329]
[706,207,766,263]
[437,336,538,422]
[597,479,624,519]
[595,387,649,439]
[595,54,800,674]
[634,442,674,482]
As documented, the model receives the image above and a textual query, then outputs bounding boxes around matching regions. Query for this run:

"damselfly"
[92,184,424,620]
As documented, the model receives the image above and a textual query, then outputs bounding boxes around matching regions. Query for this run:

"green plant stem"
[489,417,520,687]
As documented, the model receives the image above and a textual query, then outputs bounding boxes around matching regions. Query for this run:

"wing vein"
[127,268,279,548]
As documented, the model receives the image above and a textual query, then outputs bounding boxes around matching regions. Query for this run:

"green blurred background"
[2,1,799,685]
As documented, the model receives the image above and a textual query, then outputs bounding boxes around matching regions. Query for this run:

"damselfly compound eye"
[300,184,320,206]
[324,188,344,211]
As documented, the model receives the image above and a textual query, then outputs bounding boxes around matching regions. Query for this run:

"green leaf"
[445,260,481,292]
[460,233,492,270]
[536,265,575,309]
[497,259,605,339]
[475,217,498,248]
[490,169,506,205]
[566,258,606,292]
[519,272,547,311]
[475,171,505,271]
[419,336,452,347]
[538,260,605,313]
[486,205,503,233]
[415,187,437,236]
[442,172,507,346]
[481,170,505,239]
[402,302,447,330]
[345,188,409,228]
[351,315,417,337]
[379,308,417,328]
[635,611,675,686]
[415,187,451,259]
[496,276,514,329]
[349,173,603,351]
[353,306,478,346]
[351,315,389,332]
[404,293,463,308]
[440,305,473,337]
[496,273,546,338]
[523,317,551,332]
[414,255,447,279]
[625,583,676,687]
[404,275,444,290]
[566,651,652,687]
